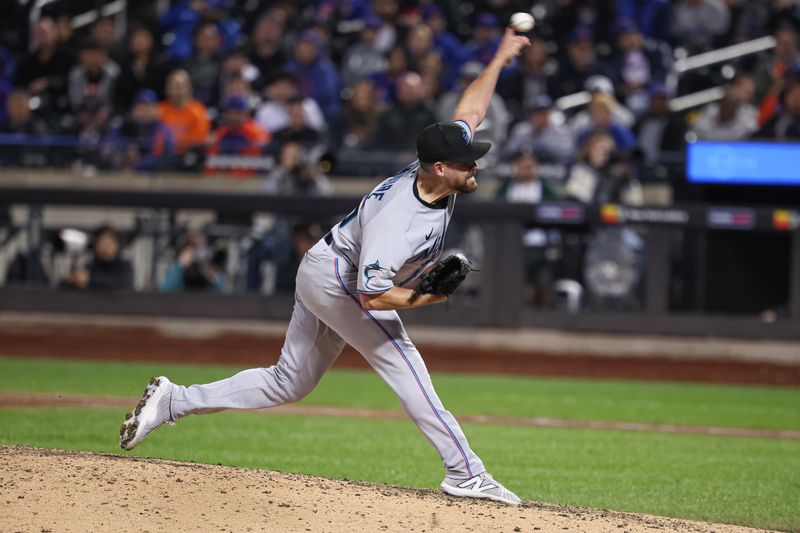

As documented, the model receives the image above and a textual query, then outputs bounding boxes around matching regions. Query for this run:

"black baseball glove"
[414,254,474,296]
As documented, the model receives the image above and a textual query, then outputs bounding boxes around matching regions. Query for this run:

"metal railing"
[672,36,777,74]
[556,35,777,114]
[29,0,127,51]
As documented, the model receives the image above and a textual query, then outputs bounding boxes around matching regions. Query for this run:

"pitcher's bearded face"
[444,161,479,193]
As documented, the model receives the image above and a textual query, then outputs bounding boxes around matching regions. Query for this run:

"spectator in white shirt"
[255,72,325,134]
[693,83,758,141]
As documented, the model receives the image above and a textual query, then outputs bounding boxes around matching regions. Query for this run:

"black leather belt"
[324,231,333,245]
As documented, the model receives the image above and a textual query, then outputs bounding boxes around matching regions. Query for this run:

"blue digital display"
[686,141,800,186]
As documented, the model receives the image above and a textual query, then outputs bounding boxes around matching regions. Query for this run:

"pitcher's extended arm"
[453,28,530,134]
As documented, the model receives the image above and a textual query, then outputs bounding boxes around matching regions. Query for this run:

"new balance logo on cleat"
[457,475,497,493]
[440,472,522,505]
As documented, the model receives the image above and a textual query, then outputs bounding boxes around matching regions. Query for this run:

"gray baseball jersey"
[330,159,454,295]
[169,121,486,480]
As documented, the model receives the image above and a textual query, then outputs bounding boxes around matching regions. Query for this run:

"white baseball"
[510,12,535,32]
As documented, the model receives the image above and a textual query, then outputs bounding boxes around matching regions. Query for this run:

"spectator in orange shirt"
[205,95,270,177]
[159,69,210,155]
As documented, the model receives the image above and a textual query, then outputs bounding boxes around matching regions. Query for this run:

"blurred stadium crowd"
[1,0,800,202]
[0,0,798,311]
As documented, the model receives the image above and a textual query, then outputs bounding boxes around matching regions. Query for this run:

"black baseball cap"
[417,123,491,164]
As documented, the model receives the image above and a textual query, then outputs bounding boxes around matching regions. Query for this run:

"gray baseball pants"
[170,239,485,479]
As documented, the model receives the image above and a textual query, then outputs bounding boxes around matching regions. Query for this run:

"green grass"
[1,355,799,531]
[0,407,798,531]
[0,355,798,430]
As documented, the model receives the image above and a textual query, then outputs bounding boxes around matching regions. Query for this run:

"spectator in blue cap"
[206,94,270,176]
[503,94,575,165]
[106,88,176,171]
[285,30,341,124]
[465,13,502,66]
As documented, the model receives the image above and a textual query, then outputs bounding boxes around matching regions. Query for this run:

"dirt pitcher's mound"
[0,446,764,533]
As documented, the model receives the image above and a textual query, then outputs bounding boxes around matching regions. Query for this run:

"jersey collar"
[413,172,448,210]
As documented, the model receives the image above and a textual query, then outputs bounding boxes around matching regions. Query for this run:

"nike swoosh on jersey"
[425,228,434,240]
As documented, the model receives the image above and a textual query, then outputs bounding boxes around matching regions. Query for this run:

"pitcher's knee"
[285,383,314,403]
[269,364,314,404]
[274,374,313,403]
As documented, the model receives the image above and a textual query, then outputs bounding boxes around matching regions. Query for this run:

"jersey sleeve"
[356,222,412,294]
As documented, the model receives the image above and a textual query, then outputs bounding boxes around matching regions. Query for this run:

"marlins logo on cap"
[416,123,491,163]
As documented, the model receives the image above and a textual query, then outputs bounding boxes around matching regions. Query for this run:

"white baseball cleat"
[440,472,522,505]
[119,376,175,451]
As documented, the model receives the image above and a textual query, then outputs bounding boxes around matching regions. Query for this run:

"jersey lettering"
[365,163,414,201]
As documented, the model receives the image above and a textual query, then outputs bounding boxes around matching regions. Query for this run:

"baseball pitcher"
[120,27,530,505]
